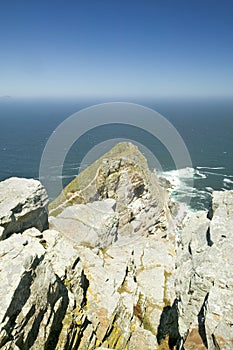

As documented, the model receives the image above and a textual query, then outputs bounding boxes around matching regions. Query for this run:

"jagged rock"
[128,328,158,349]
[0,233,68,349]
[49,142,173,238]
[205,191,233,350]
[0,144,178,349]
[0,177,48,240]
[0,234,44,327]
[175,211,210,339]
[0,229,145,349]
[176,191,233,350]
[49,199,118,249]
[32,223,176,349]
[102,235,176,343]
[210,190,233,244]
[1,145,232,350]
[22,227,43,238]
[53,233,176,350]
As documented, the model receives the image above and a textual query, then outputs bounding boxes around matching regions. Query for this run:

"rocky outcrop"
[0,177,48,240]
[0,230,176,350]
[49,142,174,238]
[176,190,233,350]
[49,199,118,249]
[0,231,68,349]
[0,143,232,350]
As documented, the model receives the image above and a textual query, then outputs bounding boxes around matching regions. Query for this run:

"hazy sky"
[0,0,233,98]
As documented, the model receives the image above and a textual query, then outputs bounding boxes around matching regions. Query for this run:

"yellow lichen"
[163,270,172,307]
[157,335,171,350]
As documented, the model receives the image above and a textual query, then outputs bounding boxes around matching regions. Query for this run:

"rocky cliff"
[0,142,232,350]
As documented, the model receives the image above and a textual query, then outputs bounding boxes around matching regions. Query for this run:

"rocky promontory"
[0,142,232,350]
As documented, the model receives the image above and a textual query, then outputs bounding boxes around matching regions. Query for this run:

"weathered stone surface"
[0,234,44,325]
[0,233,68,349]
[0,177,48,240]
[103,235,176,343]
[176,190,233,350]
[210,190,233,244]
[0,145,178,350]
[49,142,174,239]
[1,146,233,350]
[55,232,176,350]
[128,328,158,349]
[184,328,207,350]
[49,199,118,249]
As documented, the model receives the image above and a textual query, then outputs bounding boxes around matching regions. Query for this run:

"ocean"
[0,97,232,211]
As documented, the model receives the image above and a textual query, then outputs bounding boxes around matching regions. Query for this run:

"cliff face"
[0,142,232,350]
[49,142,173,238]
[176,191,233,350]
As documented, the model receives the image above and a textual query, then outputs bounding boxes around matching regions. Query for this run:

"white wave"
[176,167,196,178]
[57,175,76,179]
[70,166,80,170]
[223,178,233,184]
[158,168,206,200]
[205,187,213,192]
[195,169,207,178]
[159,167,194,178]
[37,175,76,181]
[197,166,225,170]
[203,171,223,176]
[160,167,207,181]
[203,171,233,178]
[158,167,213,211]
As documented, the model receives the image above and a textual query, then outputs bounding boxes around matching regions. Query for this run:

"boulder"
[0,177,48,240]
[49,199,118,249]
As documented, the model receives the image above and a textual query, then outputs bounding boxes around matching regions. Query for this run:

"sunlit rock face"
[49,199,118,249]
[0,143,232,350]
[49,142,174,239]
[0,177,49,240]
[176,190,233,350]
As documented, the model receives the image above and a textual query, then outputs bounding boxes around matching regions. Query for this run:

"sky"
[0,0,233,98]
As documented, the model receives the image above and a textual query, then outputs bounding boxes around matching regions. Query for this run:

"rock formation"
[0,142,232,350]
[49,199,118,249]
[176,190,233,350]
[49,142,173,238]
[0,177,49,240]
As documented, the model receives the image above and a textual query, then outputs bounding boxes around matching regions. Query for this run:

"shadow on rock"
[157,299,182,349]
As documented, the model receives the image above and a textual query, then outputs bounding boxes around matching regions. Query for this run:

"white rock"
[0,177,48,240]
[129,328,158,350]
[50,199,118,249]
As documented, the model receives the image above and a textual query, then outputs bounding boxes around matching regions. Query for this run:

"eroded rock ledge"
[0,177,49,240]
[0,142,232,350]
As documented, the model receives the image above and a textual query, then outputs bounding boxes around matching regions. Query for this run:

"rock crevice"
[0,143,232,350]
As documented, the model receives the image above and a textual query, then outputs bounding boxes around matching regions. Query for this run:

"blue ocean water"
[0,97,232,211]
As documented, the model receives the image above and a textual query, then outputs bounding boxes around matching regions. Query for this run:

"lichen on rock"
[0,143,233,349]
